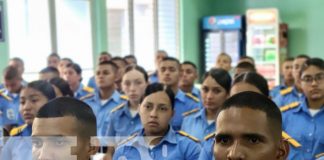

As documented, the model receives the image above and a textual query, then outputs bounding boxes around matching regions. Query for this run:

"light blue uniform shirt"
[273,86,303,107]
[87,76,98,91]
[198,136,214,160]
[270,84,287,99]
[148,72,159,83]
[172,90,201,130]
[0,90,24,125]
[0,96,16,126]
[113,127,201,160]
[282,97,324,160]
[74,83,94,100]
[83,90,126,137]
[105,102,142,142]
[1,125,32,160]
[181,108,215,141]
[191,87,201,101]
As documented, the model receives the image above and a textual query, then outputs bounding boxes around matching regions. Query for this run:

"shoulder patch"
[204,132,215,141]
[79,93,94,101]
[280,101,300,112]
[316,153,324,159]
[280,87,293,96]
[120,95,128,100]
[0,91,12,101]
[111,103,126,113]
[10,124,28,136]
[185,93,200,102]
[282,131,301,148]
[177,130,200,142]
[118,132,138,146]
[83,86,94,93]
[182,108,200,117]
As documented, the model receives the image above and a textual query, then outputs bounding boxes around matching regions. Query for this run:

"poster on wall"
[0,1,4,42]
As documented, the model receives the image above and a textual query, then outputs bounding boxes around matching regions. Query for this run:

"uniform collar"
[194,108,206,119]
[75,83,84,97]
[94,90,121,103]
[295,97,324,114]
[3,89,19,99]
[119,102,138,118]
[129,127,177,147]
[175,89,186,103]
[192,87,200,97]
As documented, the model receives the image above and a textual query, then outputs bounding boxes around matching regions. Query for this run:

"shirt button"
[307,149,311,153]
[309,133,313,136]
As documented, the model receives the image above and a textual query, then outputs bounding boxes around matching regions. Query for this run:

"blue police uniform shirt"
[0,96,17,126]
[0,89,24,125]
[273,86,303,107]
[113,127,201,160]
[87,76,98,91]
[74,83,94,100]
[83,90,126,137]
[181,108,215,141]
[148,71,159,83]
[172,90,201,131]
[192,87,201,100]
[1,124,32,160]
[270,84,287,99]
[105,102,142,143]
[317,154,324,160]
[0,84,4,90]
[282,97,324,160]
[198,134,215,160]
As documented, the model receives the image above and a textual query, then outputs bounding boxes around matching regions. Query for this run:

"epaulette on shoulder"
[0,91,12,101]
[280,87,293,96]
[316,153,324,159]
[118,132,138,146]
[111,103,126,113]
[0,88,5,93]
[120,95,128,100]
[147,71,156,76]
[185,93,200,102]
[282,131,301,148]
[280,101,299,112]
[204,132,215,141]
[10,124,28,136]
[177,130,200,142]
[83,86,94,93]
[79,93,95,101]
[182,108,200,117]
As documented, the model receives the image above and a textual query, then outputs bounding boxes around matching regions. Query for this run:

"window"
[107,0,179,71]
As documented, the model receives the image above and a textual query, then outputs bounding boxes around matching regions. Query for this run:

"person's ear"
[276,139,290,160]
[88,137,99,156]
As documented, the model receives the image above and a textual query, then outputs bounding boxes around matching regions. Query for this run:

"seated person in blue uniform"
[83,61,127,139]
[38,66,60,81]
[62,63,94,99]
[282,58,324,160]
[113,83,201,160]
[57,57,73,78]
[104,65,148,159]
[148,50,168,83]
[46,52,60,68]
[1,80,56,160]
[111,57,128,93]
[233,61,256,79]
[48,77,74,97]
[88,51,112,90]
[181,68,231,141]
[32,97,99,160]
[179,61,201,100]
[158,57,201,130]
[270,57,294,98]
[213,91,289,160]
[1,66,26,128]
[124,55,137,66]
[273,55,310,107]
[198,72,269,160]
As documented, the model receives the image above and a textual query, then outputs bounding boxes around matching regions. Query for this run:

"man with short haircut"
[88,51,112,90]
[179,61,200,100]
[270,57,295,98]
[39,66,60,81]
[214,91,290,160]
[148,50,168,83]
[233,61,256,78]
[32,97,98,160]
[158,57,201,130]
[47,53,61,68]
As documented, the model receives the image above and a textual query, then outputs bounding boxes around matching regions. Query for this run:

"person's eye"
[32,139,43,148]
[202,87,208,93]
[55,138,68,146]
[144,104,152,110]
[31,99,39,103]
[213,88,221,94]
[159,106,168,111]
[135,81,142,85]
[216,136,231,145]
[248,137,261,144]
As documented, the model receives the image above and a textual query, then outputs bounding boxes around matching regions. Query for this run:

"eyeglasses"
[301,73,324,84]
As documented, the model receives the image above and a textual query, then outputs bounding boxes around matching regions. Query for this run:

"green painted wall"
[0,0,9,82]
